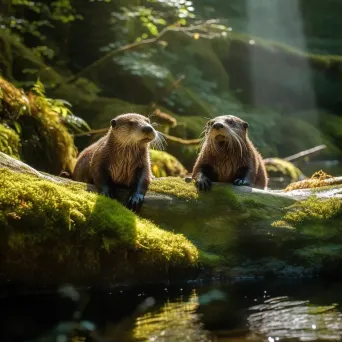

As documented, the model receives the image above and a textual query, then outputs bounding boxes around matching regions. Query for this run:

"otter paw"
[128,193,144,212]
[196,176,212,191]
[101,190,114,198]
[233,179,250,186]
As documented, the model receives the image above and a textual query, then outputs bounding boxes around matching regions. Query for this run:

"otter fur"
[72,113,159,211]
[192,115,267,190]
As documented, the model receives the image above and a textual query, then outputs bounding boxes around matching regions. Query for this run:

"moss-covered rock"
[0,124,20,159]
[0,166,198,286]
[1,153,342,285]
[264,157,304,185]
[145,178,342,278]
[0,76,77,174]
[285,170,342,192]
[150,150,187,178]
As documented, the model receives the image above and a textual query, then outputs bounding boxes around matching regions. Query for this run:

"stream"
[1,279,342,341]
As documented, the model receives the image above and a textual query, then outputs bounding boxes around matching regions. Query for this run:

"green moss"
[0,167,198,283]
[149,177,198,200]
[149,177,241,207]
[0,76,77,174]
[0,124,20,159]
[150,150,187,178]
[198,251,223,267]
[273,196,342,229]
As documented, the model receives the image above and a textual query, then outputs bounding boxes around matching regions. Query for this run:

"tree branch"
[73,128,202,146]
[58,20,219,87]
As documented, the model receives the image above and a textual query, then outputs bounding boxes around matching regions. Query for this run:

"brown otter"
[192,115,267,190]
[72,113,159,211]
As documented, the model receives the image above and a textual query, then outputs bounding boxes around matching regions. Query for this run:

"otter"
[192,115,267,190]
[72,113,158,211]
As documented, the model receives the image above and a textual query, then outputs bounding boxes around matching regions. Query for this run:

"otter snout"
[213,122,224,130]
[139,124,156,143]
[142,125,153,134]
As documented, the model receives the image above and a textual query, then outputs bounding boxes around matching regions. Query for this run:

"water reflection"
[3,281,342,342]
[133,289,213,342]
[129,283,342,342]
[247,296,342,341]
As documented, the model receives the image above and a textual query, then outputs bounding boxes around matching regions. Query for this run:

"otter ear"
[110,119,117,128]
[243,121,249,129]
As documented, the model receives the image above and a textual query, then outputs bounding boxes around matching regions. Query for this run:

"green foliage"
[0,167,198,283]
[112,0,197,42]
[31,79,90,133]
[1,0,81,44]
[0,76,91,173]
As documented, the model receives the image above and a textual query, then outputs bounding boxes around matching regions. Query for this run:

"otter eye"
[110,119,116,128]
[226,119,233,125]
[128,121,134,127]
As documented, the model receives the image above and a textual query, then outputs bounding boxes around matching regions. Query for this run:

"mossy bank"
[0,167,198,286]
[1,154,342,285]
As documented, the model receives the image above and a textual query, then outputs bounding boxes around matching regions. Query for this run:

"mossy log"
[1,153,342,287]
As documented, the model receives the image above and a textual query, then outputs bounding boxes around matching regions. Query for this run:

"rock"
[1,153,342,286]
[0,153,198,287]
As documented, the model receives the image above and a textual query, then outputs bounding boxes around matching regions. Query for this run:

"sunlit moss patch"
[0,76,78,174]
[149,177,199,200]
[0,167,199,283]
[0,124,20,159]
[285,170,335,192]
[272,196,342,229]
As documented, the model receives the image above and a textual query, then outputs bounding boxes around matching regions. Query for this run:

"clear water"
[2,279,342,342]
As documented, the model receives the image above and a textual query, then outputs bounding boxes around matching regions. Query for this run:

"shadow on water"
[2,279,342,341]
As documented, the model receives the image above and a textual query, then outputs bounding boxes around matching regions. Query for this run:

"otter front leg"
[233,166,252,187]
[128,167,149,212]
[93,164,117,199]
[194,165,216,192]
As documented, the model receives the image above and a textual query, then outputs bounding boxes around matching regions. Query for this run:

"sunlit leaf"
[13,121,22,134]
[146,23,158,36]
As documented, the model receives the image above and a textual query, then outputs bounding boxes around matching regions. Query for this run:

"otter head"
[110,113,157,146]
[206,115,248,142]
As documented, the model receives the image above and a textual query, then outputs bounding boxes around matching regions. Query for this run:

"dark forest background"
[1,0,341,172]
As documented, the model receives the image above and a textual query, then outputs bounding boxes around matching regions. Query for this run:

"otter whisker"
[157,131,168,146]
[231,130,247,158]
[150,132,166,151]
[198,129,206,138]
[228,130,243,158]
